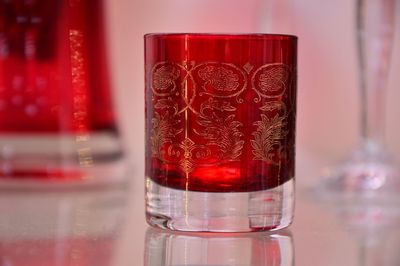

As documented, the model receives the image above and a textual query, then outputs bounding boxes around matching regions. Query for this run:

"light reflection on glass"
[315,188,400,266]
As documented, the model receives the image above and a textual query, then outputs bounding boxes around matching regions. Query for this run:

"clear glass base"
[0,131,126,188]
[0,131,122,162]
[146,178,295,232]
[319,142,400,200]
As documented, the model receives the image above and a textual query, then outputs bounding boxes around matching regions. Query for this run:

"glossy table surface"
[1,155,400,266]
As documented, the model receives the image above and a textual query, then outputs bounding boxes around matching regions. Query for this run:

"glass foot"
[318,143,400,199]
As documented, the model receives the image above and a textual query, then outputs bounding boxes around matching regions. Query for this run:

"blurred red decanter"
[0,0,123,183]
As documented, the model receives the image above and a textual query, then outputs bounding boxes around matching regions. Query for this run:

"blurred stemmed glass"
[319,0,400,198]
[314,190,400,266]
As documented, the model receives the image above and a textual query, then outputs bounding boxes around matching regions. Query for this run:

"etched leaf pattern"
[200,98,237,114]
[150,112,182,157]
[251,114,287,163]
[197,114,244,160]
[149,62,291,172]
[154,98,178,114]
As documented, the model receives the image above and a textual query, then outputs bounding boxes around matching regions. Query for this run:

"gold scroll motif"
[198,65,240,92]
[150,62,291,173]
[251,64,290,164]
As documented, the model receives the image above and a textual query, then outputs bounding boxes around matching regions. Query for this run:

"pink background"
[105,0,400,186]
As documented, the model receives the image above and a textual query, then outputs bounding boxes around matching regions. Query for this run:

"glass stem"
[357,0,395,150]
[358,240,383,266]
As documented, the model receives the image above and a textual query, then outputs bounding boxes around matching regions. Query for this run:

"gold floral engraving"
[200,98,237,114]
[180,139,195,173]
[151,63,181,96]
[198,65,239,91]
[166,138,212,173]
[195,62,247,101]
[259,101,287,113]
[196,114,244,161]
[259,65,289,92]
[252,63,290,101]
[154,97,179,115]
[251,113,288,164]
[149,61,291,172]
[250,63,291,162]
[150,112,182,157]
[153,65,180,90]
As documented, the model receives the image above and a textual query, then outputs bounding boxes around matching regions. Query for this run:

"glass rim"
[144,33,298,40]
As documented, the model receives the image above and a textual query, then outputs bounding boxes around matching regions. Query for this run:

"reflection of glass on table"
[314,187,400,266]
[144,227,294,266]
[0,187,128,265]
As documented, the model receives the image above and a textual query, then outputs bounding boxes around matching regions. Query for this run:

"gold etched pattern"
[259,65,289,93]
[149,62,291,173]
[251,114,287,164]
[252,64,290,101]
[243,62,254,74]
[69,29,93,169]
[250,63,290,163]
[153,65,180,91]
[150,112,182,157]
[198,65,239,91]
[171,138,196,173]
[196,114,244,161]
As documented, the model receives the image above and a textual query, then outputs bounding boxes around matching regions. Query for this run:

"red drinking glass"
[145,33,297,232]
[0,0,123,184]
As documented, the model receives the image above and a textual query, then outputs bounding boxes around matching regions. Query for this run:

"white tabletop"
[1,154,400,266]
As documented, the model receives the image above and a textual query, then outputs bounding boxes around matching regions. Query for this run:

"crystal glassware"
[145,33,297,232]
[319,0,399,197]
[0,0,123,185]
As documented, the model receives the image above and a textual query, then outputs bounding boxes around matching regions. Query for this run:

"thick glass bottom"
[0,131,126,188]
[146,177,295,232]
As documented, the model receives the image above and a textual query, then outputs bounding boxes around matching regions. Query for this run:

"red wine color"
[145,34,297,193]
[0,0,116,133]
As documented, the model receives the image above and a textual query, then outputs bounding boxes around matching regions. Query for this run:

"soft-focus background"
[2,2,400,265]
[106,0,400,187]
